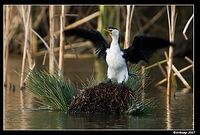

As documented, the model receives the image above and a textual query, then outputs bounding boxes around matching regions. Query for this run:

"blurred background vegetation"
[8,5,193,58]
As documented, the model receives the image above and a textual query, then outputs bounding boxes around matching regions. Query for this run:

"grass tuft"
[125,62,156,115]
[26,68,78,111]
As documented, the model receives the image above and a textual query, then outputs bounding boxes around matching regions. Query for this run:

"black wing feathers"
[64,28,109,61]
[123,35,174,64]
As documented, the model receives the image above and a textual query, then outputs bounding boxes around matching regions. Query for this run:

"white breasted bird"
[64,27,174,90]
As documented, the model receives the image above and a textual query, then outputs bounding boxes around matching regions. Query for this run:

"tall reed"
[20,5,31,89]
[124,5,134,49]
[166,5,176,96]
[49,5,55,74]
[4,5,10,87]
[59,5,66,73]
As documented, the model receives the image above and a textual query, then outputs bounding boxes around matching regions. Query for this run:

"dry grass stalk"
[4,5,10,87]
[64,11,99,31]
[157,61,167,78]
[64,54,96,59]
[171,64,191,89]
[142,7,166,32]
[23,63,35,84]
[49,5,55,74]
[166,5,176,96]
[116,6,121,32]
[124,5,130,49]
[38,11,100,45]
[155,64,193,86]
[183,13,194,40]
[184,56,193,73]
[43,52,47,65]
[36,41,92,56]
[141,66,145,90]
[59,5,66,73]
[30,28,62,74]
[20,5,31,89]
[145,59,167,70]
[184,56,193,64]
[165,51,191,89]
[97,5,104,32]
[26,16,35,69]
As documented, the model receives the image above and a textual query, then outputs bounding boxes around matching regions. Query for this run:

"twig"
[183,13,194,40]
[184,56,193,64]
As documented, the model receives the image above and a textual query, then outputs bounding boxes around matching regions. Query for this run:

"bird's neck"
[111,35,119,43]
[110,37,120,51]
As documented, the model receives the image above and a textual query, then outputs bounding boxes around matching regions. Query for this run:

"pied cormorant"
[64,27,173,89]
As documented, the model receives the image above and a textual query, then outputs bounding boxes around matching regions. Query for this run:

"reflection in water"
[166,94,171,130]
[4,55,193,129]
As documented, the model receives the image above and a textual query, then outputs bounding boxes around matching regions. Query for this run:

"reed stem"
[20,5,31,89]
[4,5,10,87]
[166,5,175,96]
[49,5,55,74]
[59,5,66,73]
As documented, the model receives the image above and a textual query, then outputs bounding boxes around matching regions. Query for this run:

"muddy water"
[4,55,194,130]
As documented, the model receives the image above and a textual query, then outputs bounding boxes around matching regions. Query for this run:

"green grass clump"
[125,62,156,115]
[26,68,78,111]
[80,62,156,115]
[26,62,156,115]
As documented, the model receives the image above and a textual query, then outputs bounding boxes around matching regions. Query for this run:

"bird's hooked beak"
[103,29,112,34]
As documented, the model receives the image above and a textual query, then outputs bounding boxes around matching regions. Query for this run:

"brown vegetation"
[68,83,135,114]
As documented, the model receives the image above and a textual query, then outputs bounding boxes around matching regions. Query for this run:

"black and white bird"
[64,27,173,89]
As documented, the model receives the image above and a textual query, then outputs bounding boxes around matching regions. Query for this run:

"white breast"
[105,42,128,83]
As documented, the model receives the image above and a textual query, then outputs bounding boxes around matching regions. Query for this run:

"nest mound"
[67,83,135,114]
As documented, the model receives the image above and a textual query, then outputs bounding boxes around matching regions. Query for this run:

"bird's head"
[103,27,119,41]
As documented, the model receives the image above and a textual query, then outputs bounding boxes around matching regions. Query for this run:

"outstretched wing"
[122,35,174,64]
[64,28,109,61]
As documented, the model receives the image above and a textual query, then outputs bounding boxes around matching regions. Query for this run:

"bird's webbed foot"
[101,79,112,85]
[117,81,124,90]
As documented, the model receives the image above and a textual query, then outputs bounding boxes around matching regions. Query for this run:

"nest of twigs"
[67,83,136,114]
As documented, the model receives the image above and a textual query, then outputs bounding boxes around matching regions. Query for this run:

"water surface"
[4,55,194,130]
